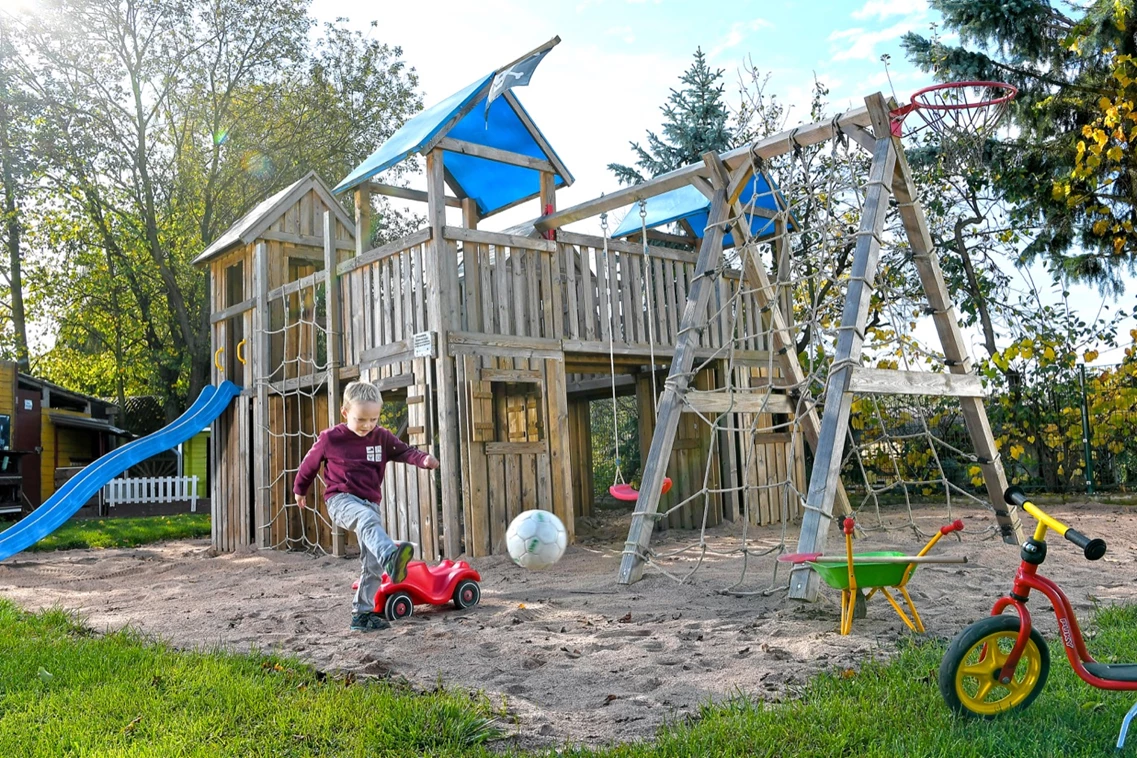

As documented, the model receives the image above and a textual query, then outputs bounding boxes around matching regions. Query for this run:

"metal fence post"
[1079,364,1095,495]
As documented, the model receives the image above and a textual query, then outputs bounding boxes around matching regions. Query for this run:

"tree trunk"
[953,216,999,358]
[0,76,30,370]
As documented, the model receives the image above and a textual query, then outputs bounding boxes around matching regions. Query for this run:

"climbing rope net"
[630,131,1003,595]
[260,275,338,553]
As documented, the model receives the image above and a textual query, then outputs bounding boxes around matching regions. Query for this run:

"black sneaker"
[384,542,415,583]
[350,612,390,632]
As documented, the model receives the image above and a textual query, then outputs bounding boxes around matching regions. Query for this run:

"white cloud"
[851,0,927,20]
[828,20,914,62]
[605,25,636,44]
[708,18,774,60]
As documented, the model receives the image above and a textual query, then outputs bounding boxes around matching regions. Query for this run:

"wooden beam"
[324,211,347,557]
[701,151,853,525]
[266,270,328,302]
[260,229,355,251]
[210,297,256,324]
[485,441,547,456]
[681,390,793,415]
[619,163,730,585]
[359,340,412,367]
[847,368,987,398]
[369,181,462,209]
[556,230,699,264]
[789,94,899,602]
[534,105,873,232]
[354,185,370,258]
[425,149,464,559]
[888,119,1023,546]
[435,137,556,174]
[448,331,563,360]
[480,368,542,383]
[566,374,636,399]
[442,225,555,252]
[253,242,270,548]
[338,228,432,276]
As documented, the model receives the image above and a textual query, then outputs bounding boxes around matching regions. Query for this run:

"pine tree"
[608,48,733,184]
[903,0,1137,293]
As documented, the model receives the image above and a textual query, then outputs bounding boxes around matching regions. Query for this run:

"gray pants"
[326,492,397,614]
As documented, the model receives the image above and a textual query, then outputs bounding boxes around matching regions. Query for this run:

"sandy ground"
[2,499,1136,750]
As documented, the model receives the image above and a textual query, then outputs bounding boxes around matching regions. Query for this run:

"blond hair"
[341,380,383,411]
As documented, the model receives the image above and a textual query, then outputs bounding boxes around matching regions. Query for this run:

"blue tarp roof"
[612,173,792,247]
[333,73,572,217]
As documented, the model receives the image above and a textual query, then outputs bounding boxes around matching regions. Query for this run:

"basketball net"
[892,81,1017,171]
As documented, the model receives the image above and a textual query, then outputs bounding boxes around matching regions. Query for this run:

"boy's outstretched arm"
[385,429,439,469]
[293,432,329,508]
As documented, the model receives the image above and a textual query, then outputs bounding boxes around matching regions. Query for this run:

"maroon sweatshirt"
[293,424,430,505]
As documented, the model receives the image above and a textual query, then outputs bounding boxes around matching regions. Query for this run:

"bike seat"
[1085,662,1137,682]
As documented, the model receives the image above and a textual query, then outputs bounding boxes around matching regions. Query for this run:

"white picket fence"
[102,475,200,512]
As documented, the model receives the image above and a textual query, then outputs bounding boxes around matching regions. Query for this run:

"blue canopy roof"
[612,172,792,247]
[333,73,572,217]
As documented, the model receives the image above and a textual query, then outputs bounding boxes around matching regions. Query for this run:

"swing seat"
[609,477,672,502]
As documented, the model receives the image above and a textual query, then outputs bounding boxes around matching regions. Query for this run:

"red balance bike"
[939,487,1137,749]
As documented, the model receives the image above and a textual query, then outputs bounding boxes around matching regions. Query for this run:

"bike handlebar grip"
[1004,486,1029,507]
[940,519,964,535]
[843,517,855,536]
[1065,528,1107,561]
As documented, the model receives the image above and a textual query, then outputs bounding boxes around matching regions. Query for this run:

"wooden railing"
[336,229,432,370]
[251,225,777,373]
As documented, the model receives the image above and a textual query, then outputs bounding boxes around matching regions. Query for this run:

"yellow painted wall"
[39,411,101,500]
[0,361,17,424]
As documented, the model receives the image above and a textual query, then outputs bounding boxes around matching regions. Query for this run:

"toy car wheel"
[384,591,414,621]
[452,579,480,609]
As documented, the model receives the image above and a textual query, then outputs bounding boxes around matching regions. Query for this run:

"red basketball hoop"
[889,80,1017,166]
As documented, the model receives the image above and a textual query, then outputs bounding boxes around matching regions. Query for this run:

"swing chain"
[639,199,659,416]
[601,211,624,487]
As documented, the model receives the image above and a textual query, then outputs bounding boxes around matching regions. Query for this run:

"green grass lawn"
[3,599,1137,756]
[25,513,211,552]
[0,599,499,757]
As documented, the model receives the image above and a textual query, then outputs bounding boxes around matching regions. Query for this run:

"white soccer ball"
[505,509,567,569]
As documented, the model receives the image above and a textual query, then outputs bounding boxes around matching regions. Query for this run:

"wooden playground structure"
[198,55,1023,599]
[196,71,813,561]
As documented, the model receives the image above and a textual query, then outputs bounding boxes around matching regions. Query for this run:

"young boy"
[294,380,439,632]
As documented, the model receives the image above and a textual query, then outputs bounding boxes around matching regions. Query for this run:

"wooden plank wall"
[557,234,735,355]
[209,201,808,556]
[0,362,16,422]
[452,237,574,558]
[337,232,441,560]
[567,399,594,518]
[209,187,355,553]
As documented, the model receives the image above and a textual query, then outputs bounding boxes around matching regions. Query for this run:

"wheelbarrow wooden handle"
[777,553,968,565]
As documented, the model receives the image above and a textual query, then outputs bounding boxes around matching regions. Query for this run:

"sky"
[313,0,941,227]
[309,0,1132,365]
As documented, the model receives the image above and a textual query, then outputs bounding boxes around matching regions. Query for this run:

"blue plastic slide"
[0,381,242,561]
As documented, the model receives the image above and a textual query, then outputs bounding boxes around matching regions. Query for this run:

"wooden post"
[426,150,463,558]
[703,153,853,521]
[324,211,347,557]
[619,154,728,585]
[887,133,1024,545]
[462,198,479,231]
[788,94,898,601]
[354,186,370,258]
[253,242,271,548]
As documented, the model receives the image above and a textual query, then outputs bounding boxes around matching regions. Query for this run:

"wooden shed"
[0,360,127,514]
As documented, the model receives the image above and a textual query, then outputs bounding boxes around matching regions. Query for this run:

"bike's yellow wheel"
[939,614,1050,717]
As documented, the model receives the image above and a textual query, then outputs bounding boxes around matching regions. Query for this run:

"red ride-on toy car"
[373,560,482,621]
